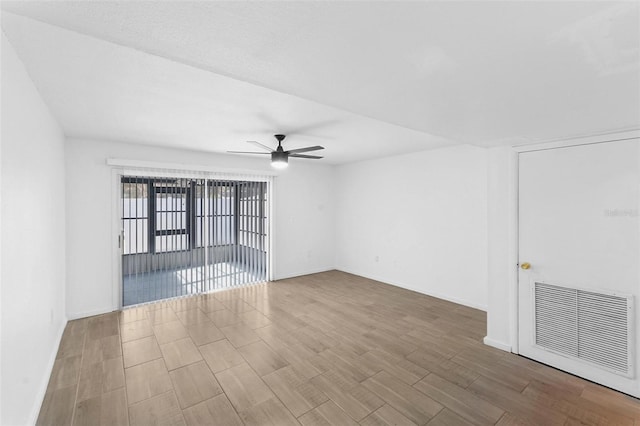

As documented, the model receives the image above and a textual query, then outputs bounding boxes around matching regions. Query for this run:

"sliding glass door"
[121,176,269,306]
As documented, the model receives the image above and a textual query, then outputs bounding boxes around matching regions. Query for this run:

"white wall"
[335,144,489,310]
[485,146,518,351]
[1,33,67,426]
[64,138,335,318]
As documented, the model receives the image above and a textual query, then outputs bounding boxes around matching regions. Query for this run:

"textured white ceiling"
[0,12,453,164]
[2,1,639,158]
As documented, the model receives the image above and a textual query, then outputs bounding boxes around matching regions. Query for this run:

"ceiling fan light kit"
[271,150,289,169]
[227,134,324,169]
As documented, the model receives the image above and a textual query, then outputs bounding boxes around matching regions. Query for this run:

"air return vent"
[534,282,633,377]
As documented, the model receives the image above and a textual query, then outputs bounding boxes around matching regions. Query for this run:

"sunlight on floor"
[123,262,263,306]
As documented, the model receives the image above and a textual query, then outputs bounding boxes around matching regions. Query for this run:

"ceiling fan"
[228,134,324,169]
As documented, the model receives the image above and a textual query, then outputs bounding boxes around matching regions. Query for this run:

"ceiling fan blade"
[289,154,324,159]
[227,151,270,155]
[286,145,325,154]
[247,141,274,152]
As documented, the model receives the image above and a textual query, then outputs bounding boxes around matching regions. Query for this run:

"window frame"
[150,180,192,254]
[121,177,267,255]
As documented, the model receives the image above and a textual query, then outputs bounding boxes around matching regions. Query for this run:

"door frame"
[108,159,277,312]
[111,169,124,311]
[509,128,640,355]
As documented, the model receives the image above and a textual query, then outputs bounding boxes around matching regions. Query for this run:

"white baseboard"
[274,267,335,281]
[67,307,115,320]
[335,267,488,311]
[28,317,68,425]
[483,336,512,352]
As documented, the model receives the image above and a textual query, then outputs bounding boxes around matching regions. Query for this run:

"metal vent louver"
[534,282,633,377]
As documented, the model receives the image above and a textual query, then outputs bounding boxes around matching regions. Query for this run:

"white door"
[518,139,640,397]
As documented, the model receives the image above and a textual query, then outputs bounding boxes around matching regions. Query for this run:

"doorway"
[517,139,639,396]
[120,175,269,306]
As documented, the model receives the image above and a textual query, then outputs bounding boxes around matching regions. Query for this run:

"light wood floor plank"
[362,370,443,425]
[153,320,189,345]
[468,376,567,425]
[262,365,328,417]
[206,308,243,328]
[57,320,87,359]
[36,385,76,426]
[128,390,185,426]
[169,360,223,409]
[160,337,203,371]
[122,335,162,368]
[521,380,634,426]
[175,308,211,326]
[73,395,101,426]
[125,358,173,405]
[101,388,129,426]
[239,397,299,426]
[215,362,275,412]
[182,394,243,426]
[185,321,224,346]
[360,404,418,426]
[298,400,359,426]
[413,373,504,425]
[426,408,475,426]
[198,339,245,373]
[238,340,289,376]
[120,319,153,343]
[47,355,82,392]
[311,371,384,421]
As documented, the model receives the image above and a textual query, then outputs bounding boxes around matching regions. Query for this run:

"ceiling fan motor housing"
[271,150,288,164]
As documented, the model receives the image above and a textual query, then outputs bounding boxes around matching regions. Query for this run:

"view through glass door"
[121,175,269,306]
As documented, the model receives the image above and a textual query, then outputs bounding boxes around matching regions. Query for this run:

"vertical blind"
[121,175,269,306]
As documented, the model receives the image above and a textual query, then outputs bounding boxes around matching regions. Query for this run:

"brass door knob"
[520,262,531,270]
